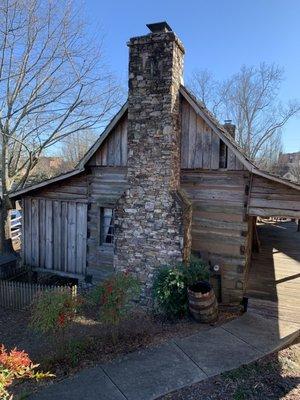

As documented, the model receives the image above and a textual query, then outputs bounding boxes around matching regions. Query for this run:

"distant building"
[279,151,300,165]
[279,151,300,183]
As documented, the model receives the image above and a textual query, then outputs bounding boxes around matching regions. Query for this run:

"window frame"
[99,207,115,247]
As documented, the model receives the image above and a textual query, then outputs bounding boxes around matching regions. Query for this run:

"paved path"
[30,312,299,400]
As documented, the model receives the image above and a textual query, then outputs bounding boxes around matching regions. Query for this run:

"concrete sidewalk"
[30,312,300,400]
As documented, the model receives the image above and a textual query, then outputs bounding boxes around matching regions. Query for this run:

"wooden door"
[23,198,87,276]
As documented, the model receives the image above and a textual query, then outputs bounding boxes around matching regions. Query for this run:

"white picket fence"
[0,280,77,310]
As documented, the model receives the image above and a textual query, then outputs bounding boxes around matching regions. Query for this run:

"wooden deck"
[245,220,300,324]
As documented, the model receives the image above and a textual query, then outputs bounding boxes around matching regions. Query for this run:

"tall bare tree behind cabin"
[0,0,121,252]
[61,129,98,169]
[188,64,300,169]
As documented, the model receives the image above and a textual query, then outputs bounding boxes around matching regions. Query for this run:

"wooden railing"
[0,280,77,310]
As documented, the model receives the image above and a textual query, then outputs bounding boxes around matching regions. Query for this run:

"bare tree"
[0,0,121,252]
[188,63,300,165]
[61,128,98,168]
[288,163,300,183]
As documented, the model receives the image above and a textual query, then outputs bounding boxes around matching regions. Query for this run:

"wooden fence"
[0,280,77,310]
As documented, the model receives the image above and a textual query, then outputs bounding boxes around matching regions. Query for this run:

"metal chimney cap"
[224,119,233,124]
[146,22,172,33]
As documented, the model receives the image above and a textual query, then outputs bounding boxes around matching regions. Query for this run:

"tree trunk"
[0,134,13,254]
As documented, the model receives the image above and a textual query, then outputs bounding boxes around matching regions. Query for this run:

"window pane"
[100,207,114,245]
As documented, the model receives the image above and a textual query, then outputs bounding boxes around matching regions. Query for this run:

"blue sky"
[86,0,300,153]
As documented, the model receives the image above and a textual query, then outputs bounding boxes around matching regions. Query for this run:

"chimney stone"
[114,24,191,302]
[223,120,236,139]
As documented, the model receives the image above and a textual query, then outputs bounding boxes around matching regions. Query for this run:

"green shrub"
[153,257,209,319]
[153,266,187,318]
[30,290,79,334]
[180,256,209,286]
[90,272,140,342]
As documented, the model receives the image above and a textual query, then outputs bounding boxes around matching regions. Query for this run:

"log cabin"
[10,22,300,304]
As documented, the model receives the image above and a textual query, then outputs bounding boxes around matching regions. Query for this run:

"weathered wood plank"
[45,200,53,269]
[227,149,236,170]
[121,118,128,166]
[248,207,300,218]
[61,202,68,272]
[181,98,190,168]
[210,132,220,169]
[31,198,39,267]
[76,203,87,274]
[53,201,62,271]
[249,198,300,211]
[188,107,197,168]
[39,199,46,268]
[192,115,203,168]
[202,124,211,169]
[67,202,77,273]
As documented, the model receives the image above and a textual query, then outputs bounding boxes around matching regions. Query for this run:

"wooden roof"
[10,87,300,199]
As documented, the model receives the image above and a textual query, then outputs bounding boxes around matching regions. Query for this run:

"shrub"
[180,256,209,287]
[153,266,187,318]
[153,257,209,319]
[0,345,53,400]
[90,272,140,342]
[30,290,80,335]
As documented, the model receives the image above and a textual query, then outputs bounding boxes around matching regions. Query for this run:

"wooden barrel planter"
[188,281,218,323]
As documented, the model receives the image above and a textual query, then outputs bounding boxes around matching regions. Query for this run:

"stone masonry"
[114,26,191,301]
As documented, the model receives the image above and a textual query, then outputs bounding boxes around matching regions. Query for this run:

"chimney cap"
[224,119,233,125]
[146,22,172,33]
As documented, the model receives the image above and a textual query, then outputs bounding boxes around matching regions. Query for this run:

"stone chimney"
[114,22,190,301]
[223,120,236,139]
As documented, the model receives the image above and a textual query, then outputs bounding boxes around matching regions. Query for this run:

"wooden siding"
[181,98,244,170]
[88,116,128,167]
[36,174,88,201]
[23,198,87,277]
[249,175,300,218]
[87,167,128,280]
[181,169,251,303]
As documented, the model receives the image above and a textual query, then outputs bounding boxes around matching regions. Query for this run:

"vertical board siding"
[61,201,68,271]
[88,115,128,167]
[181,98,244,171]
[53,201,62,271]
[67,203,77,273]
[45,200,53,270]
[76,203,87,274]
[39,199,46,268]
[23,198,87,275]
[31,198,39,267]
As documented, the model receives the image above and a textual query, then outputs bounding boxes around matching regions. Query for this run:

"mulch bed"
[1,306,239,398]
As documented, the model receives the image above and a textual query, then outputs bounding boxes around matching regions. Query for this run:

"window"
[100,208,114,245]
[219,140,228,168]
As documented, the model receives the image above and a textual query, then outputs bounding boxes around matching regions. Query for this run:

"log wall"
[249,175,300,218]
[181,169,252,303]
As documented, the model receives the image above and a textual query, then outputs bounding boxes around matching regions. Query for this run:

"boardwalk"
[246,220,300,324]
